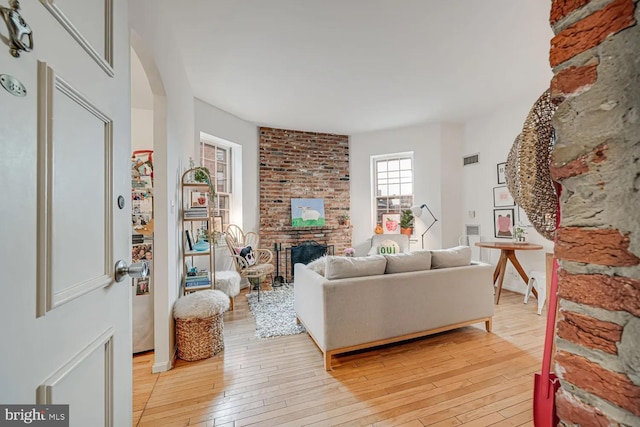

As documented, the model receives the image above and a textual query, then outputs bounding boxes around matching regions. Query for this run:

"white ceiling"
[136,0,553,135]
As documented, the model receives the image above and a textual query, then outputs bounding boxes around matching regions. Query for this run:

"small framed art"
[493,186,515,207]
[190,191,208,208]
[494,208,515,239]
[381,213,401,234]
[497,162,506,184]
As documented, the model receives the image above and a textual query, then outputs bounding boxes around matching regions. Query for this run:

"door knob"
[114,260,149,282]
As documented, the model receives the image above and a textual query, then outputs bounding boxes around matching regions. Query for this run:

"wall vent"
[465,224,480,236]
[463,153,479,166]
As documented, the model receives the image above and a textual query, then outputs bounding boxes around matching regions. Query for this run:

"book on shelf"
[185,271,210,282]
[185,281,210,288]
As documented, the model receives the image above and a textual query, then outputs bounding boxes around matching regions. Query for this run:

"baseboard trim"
[151,350,175,373]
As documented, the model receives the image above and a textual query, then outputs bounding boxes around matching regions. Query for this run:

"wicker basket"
[175,313,224,361]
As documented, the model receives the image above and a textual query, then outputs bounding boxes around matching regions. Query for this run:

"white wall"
[130,1,196,372]
[462,100,554,294]
[440,123,464,248]
[194,99,259,232]
[350,122,454,255]
[131,108,153,151]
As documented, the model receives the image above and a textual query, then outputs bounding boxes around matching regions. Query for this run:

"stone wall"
[549,0,640,425]
[258,127,352,275]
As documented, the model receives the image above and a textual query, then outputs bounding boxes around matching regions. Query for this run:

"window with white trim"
[373,153,414,224]
[200,140,231,227]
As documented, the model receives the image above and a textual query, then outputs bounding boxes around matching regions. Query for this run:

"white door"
[0,1,131,425]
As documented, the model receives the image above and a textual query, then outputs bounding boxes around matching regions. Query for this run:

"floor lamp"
[411,204,438,249]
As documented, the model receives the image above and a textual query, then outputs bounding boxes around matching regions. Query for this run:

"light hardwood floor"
[133,287,546,426]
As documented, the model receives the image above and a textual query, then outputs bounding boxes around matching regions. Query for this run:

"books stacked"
[185,271,211,289]
[184,206,208,219]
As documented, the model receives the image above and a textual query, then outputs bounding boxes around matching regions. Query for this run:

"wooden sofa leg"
[485,317,493,332]
[324,352,332,371]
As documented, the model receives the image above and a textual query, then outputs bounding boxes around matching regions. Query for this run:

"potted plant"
[337,214,349,226]
[400,209,414,236]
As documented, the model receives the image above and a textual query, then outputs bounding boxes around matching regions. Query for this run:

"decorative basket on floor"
[173,289,229,361]
[175,314,224,361]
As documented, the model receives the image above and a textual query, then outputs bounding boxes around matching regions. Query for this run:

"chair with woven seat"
[224,224,275,300]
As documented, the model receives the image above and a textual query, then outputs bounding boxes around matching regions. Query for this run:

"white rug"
[246,284,306,339]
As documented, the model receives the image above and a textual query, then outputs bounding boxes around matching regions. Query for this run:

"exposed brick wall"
[258,127,352,273]
[550,0,640,425]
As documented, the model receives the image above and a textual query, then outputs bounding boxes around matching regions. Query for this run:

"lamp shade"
[411,203,438,248]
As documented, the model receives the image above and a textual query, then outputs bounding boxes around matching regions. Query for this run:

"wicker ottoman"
[214,270,241,311]
[173,290,230,361]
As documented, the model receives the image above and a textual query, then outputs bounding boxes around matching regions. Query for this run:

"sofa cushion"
[368,234,409,255]
[306,256,326,277]
[384,250,432,274]
[325,255,387,280]
[430,245,472,269]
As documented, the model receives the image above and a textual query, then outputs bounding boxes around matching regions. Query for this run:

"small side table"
[475,242,543,304]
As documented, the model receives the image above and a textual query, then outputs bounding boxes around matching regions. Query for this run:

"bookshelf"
[181,167,216,295]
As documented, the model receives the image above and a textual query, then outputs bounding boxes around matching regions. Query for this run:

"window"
[373,154,414,224]
[200,140,231,228]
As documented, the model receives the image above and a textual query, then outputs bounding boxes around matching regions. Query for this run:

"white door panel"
[40,0,114,75]
[0,1,131,425]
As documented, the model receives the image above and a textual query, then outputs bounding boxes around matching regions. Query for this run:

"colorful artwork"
[494,208,515,238]
[291,198,325,227]
[382,213,401,234]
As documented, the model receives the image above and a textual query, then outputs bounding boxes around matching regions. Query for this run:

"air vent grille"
[463,153,479,166]
[465,224,480,236]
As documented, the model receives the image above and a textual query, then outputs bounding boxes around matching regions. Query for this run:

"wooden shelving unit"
[181,167,216,295]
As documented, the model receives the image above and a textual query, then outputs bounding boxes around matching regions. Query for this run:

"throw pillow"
[235,245,256,266]
[384,250,432,274]
[367,239,401,256]
[430,245,472,269]
[325,255,387,280]
[306,256,326,276]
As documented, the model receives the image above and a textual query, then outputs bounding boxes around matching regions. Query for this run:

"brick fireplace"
[549,0,640,425]
[258,127,352,275]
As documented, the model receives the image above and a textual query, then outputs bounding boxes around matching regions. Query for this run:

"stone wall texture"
[549,0,640,425]
[258,127,352,276]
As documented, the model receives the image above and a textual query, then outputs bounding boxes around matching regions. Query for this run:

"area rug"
[246,284,306,339]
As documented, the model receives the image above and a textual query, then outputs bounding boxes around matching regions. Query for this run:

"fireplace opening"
[286,240,333,282]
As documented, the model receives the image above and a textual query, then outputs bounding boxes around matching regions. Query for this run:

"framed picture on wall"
[497,162,506,184]
[213,216,223,233]
[494,208,515,239]
[517,205,532,227]
[493,186,515,207]
[381,213,401,234]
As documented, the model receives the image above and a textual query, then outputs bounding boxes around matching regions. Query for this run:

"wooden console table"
[475,242,543,304]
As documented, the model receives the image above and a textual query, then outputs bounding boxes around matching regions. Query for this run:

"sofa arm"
[293,263,327,350]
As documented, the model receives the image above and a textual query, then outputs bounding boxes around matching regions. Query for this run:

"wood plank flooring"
[133,288,546,426]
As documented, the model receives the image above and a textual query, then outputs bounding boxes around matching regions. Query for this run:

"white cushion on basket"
[214,270,241,297]
[173,290,230,319]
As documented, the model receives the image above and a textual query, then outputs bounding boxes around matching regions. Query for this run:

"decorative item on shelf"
[193,166,216,200]
[400,209,414,236]
[411,203,438,248]
[193,240,210,252]
[337,214,349,226]
[344,247,355,257]
[374,223,384,234]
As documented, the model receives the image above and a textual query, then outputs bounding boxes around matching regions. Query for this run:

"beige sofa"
[294,247,495,370]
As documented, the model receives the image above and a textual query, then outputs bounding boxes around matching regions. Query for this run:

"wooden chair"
[224,224,275,299]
